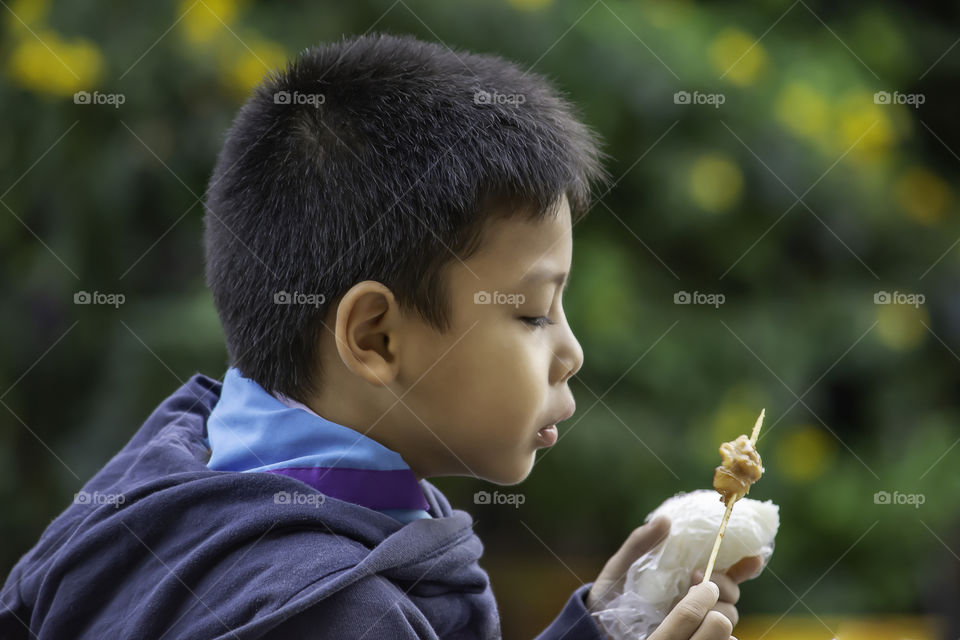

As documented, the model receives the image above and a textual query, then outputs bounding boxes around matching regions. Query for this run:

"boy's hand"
[587,516,765,638]
[587,516,671,612]
[649,581,730,640]
[687,555,765,629]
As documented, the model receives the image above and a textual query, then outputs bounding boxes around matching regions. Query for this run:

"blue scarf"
[205,367,431,523]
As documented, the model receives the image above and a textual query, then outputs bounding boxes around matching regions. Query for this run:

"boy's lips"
[536,425,558,447]
[536,403,576,447]
[542,404,576,429]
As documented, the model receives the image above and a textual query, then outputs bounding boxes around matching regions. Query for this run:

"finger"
[714,573,740,604]
[725,555,764,583]
[651,581,719,640]
[689,570,739,604]
[688,610,733,640]
[710,602,739,628]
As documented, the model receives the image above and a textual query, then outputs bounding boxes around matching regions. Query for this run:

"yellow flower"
[180,0,241,45]
[709,388,768,448]
[710,28,767,86]
[220,35,287,96]
[689,153,743,213]
[895,167,951,225]
[876,301,927,351]
[507,0,554,10]
[6,0,49,29]
[775,82,830,144]
[647,0,694,29]
[775,424,834,483]
[833,91,896,161]
[7,29,103,96]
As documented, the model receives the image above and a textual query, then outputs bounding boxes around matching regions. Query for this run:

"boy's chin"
[480,456,535,486]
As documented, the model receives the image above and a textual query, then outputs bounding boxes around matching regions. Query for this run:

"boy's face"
[390,195,583,485]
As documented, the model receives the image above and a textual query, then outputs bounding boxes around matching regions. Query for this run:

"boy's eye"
[521,316,555,328]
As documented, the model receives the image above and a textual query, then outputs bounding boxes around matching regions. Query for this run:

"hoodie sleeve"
[257,579,604,640]
[534,583,607,640]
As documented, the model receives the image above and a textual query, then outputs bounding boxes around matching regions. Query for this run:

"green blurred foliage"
[2,0,960,637]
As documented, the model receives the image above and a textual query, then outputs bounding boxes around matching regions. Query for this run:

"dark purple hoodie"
[0,374,605,639]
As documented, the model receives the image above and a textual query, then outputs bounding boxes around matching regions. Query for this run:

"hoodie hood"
[0,373,499,639]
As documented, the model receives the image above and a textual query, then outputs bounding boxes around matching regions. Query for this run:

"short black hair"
[204,32,607,401]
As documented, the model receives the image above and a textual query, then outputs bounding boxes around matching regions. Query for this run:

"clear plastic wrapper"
[592,490,779,640]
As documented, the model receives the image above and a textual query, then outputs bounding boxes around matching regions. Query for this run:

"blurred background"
[2,0,959,638]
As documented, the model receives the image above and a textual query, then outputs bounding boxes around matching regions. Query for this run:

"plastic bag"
[592,490,779,640]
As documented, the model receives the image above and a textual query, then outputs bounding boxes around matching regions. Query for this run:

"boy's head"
[204,33,606,485]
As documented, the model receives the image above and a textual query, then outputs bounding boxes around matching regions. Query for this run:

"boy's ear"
[333,281,402,387]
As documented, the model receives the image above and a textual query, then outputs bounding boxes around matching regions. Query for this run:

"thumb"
[589,516,671,611]
[606,516,671,575]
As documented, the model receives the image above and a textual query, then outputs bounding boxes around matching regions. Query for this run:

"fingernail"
[705,581,719,598]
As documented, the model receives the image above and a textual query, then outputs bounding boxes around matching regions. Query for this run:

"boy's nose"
[554,328,583,384]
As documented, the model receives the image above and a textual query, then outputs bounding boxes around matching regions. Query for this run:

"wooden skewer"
[701,408,765,584]
[702,499,736,583]
[749,408,765,445]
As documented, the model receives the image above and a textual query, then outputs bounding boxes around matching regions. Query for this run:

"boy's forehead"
[464,195,572,282]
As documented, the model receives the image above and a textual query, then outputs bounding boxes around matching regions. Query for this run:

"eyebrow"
[518,268,569,292]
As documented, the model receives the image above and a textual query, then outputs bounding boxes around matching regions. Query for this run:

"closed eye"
[521,316,555,328]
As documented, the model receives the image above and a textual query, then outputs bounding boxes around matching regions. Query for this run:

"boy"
[0,34,760,639]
